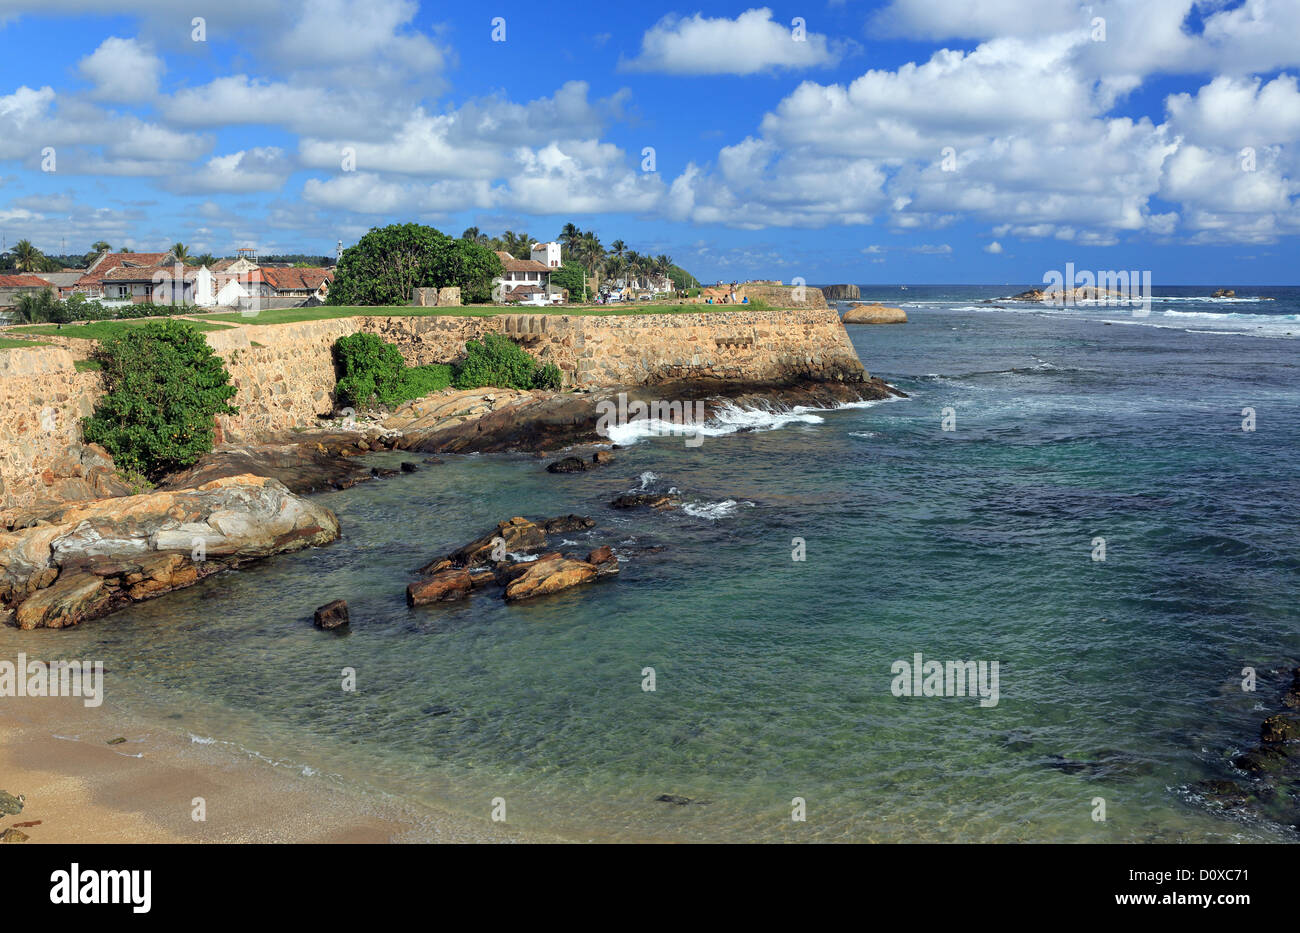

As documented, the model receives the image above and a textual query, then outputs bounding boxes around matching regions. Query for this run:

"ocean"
[5,284,1298,842]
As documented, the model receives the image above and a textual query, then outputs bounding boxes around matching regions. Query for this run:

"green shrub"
[452,333,545,391]
[403,363,453,397]
[532,362,563,390]
[333,334,452,408]
[82,320,239,479]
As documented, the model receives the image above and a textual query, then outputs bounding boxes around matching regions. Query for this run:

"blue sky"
[0,0,1297,284]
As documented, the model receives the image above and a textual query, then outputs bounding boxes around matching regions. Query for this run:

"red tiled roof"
[260,267,332,292]
[77,251,171,286]
[0,274,52,287]
[495,251,552,274]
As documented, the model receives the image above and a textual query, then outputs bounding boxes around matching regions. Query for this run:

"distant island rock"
[821,284,860,301]
[1212,288,1235,298]
[842,303,907,324]
[1009,286,1129,303]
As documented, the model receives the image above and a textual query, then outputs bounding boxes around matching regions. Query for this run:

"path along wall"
[0,308,865,508]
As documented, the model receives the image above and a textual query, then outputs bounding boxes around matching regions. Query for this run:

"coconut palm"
[501,230,533,259]
[171,242,191,263]
[13,287,57,323]
[558,223,582,261]
[461,226,481,241]
[194,253,216,268]
[11,239,41,272]
[609,239,627,261]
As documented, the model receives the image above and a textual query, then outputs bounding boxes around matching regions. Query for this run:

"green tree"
[82,320,239,479]
[13,287,58,323]
[550,260,588,301]
[327,223,503,306]
[11,239,41,272]
[91,240,112,255]
[171,242,191,263]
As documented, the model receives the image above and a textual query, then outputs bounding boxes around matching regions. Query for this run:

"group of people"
[704,281,745,305]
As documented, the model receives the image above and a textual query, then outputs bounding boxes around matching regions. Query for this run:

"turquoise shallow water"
[4,290,1299,842]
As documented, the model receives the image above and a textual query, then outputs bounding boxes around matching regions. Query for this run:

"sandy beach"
[0,695,552,844]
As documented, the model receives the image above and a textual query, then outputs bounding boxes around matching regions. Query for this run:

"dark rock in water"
[370,467,399,478]
[1283,668,1300,709]
[1260,714,1300,745]
[1211,288,1236,298]
[587,545,619,576]
[1193,779,1253,808]
[546,456,591,474]
[314,599,349,630]
[423,457,445,465]
[106,737,126,746]
[408,569,474,606]
[1232,746,1287,775]
[0,791,23,816]
[655,794,695,805]
[539,515,596,535]
[611,493,680,511]
[400,461,419,473]
[592,450,614,465]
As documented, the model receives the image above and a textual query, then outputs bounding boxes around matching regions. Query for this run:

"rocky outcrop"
[820,284,860,301]
[1212,288,1236,298]
[546,451,614,473]
[393,378,902,456]
[842,303,907,324]
[408,516,616,605]
[1010,286,1128,303]
[0,474,339,629]
[611,493,680,511]
[160,430,401,495]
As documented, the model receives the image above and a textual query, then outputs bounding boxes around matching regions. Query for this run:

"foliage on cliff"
[82,320,239,480]
[332,332,451,408]
[452,334,562,391]
[327,223,503,306]
[333,332,561,408]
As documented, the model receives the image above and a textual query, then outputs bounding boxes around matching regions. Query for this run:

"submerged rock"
[0,791,23,816]
[546,456,591,474]
[313,599,350,630]
[611,493,680,511]
[1212,288,1236,298]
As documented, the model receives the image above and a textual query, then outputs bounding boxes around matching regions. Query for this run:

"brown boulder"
[504,554,598,601]
[314,599,350,630]
[842,303,907,324]
[611,493,679,511]
[407,569,474,606]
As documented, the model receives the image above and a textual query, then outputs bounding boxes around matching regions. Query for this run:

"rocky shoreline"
[0,376,902,630]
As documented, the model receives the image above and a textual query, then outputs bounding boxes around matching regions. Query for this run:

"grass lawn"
[8,318,235,340]
[194,302,767,326]
[0,337,51,349]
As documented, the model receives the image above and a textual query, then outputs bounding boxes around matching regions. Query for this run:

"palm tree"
[624,251,643,290]
[11,239,41,272]
[195,253,216,268]
[171,242,191,263]
[610,239,627,261]
[91,240,111,255]
[558,223,582,261]
[578,230,604,297]
[13,287,57,323]
[502,230,533,259]
[461,226,481,242]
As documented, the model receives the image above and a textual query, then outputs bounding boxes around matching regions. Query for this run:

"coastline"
[0,695,559,843]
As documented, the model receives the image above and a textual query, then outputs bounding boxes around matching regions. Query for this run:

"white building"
[530,241,562,269]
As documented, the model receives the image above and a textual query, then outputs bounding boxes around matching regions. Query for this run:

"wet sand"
[0,695,554,843]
